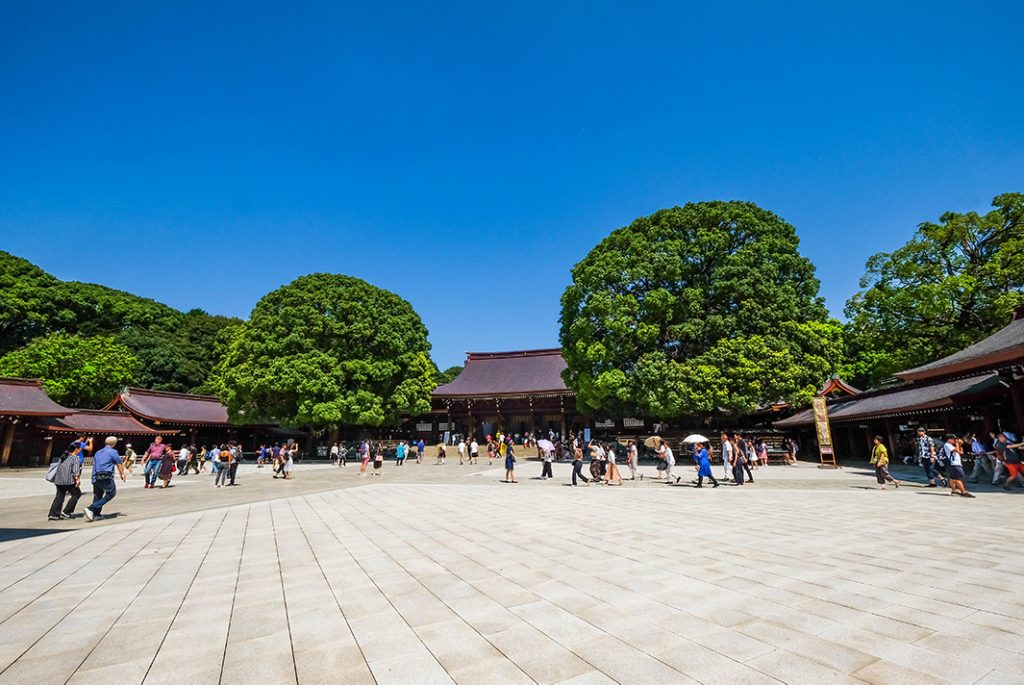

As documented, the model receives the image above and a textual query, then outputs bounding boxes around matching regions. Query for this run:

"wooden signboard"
[812,397,838,467]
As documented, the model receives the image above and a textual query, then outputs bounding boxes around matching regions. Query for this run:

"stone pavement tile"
[141,645,224,685]
[653,641,781,685]
[972,669,1024,685]
[552,671,619,685]
[367,648,453,685]
[293,643,373,684]
[874,604,1022,654]
[446,655,536,685]
[852,658,951,685]
[734,619,877,673]
[66,656,152,685]
[797,598,934,642]
[447,595,521,636]
[508,600,605,648]
[224,600,291,643]
[915,632,1024,674]
[221,632,297,685]
[815,623,990,685]
[657,613,774,662]
[348,612,424,662]
[487,623,593,684]
[572,634,698,685]
[746,648,867,684]
[412,616,504,669]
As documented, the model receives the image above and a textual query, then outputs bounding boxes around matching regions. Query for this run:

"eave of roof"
[32,409,174,435]
[896,317,1024,382]
[0,377,71,417]
[104,387,231,425]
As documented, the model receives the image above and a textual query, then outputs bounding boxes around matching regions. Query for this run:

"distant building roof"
[775,373,1002,427]
[433,349,570,399]
[105,387,230,425]
[33,409,172,435]
[896,314,1024,382]
[0,377,70,417]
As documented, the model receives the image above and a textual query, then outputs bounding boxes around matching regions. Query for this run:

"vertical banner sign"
[811,397,837,466]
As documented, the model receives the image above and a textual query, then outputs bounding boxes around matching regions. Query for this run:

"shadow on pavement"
[0,528,68,542]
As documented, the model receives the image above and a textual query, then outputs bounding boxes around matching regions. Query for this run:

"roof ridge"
[0,376,46,387]
[123,387,223,402]
[466,348,563,360]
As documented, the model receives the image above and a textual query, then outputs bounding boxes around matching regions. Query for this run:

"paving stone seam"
[61,512,209,683]
[300,493,458,683]
[268,499,301,685]
[283,496,379,684]
[302,493,536,685]
[0,518,177,677]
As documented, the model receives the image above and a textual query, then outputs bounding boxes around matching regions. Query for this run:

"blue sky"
[2,1,1022,368]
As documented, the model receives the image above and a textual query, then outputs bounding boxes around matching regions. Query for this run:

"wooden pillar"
[1,420,16,467]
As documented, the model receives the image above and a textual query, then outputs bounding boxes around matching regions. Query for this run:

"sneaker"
[48,515,61,521]
[961,492,975,498]
[84,508,95,522]
[60,513,71,519]
[712,482,720,488]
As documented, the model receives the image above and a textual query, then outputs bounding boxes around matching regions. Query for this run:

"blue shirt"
[92,446,123,479]
[417,440,425,452]
[396,444,406,459]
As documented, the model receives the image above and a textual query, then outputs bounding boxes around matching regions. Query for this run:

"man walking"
[142,436,167,490]
[571,447,589,486]
[84,437,125,522]
[470,437,479,464]
[720,434,733,481]
[176,443,190,476]
[735,432,755,484]
[227,442,241,485]
[916,427,946,487]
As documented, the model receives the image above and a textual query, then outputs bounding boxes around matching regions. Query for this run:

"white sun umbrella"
[537,439,555,454]
[682,434,710,444]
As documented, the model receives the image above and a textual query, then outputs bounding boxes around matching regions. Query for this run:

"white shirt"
[661,445,675,465]
[470,440,479,454]
[330,445,339,455]
[178,446,190,460]
[458,442,466,455]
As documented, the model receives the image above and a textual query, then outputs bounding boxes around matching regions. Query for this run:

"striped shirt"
[53,453,82,486]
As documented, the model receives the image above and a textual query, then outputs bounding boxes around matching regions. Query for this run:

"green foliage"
[438,365,463,384]
[0,334,139,408]
[0,251,241,392]
[844,193,1024,386]
[213,274,436,429]
[560,201,843,418]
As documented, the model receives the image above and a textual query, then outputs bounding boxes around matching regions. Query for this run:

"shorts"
[1005,463,1022,478]
[948,465,966,481]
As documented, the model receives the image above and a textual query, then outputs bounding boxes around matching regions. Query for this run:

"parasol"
[682,434,710,444]
[643,435,661,449]
[537,439,555,454]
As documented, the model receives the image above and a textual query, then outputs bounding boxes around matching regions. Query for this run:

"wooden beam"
[1,420,15,467]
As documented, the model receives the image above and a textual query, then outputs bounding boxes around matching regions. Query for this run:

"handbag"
[45,460,61,483]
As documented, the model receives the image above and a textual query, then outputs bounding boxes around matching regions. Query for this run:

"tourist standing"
[338,443,348,466]
[915,428,946,487]
[504,441,516,482]
[729,435,746,485]
[142,436,167,489]
[941,435,973,497]
[47,442,83,520]
[605,442,623,485]
[458,439,466,465]
[869,436,900,489]
[755,438,769,468]
[84,437,125,522]
[372,443,384,475]
[227,443,241,485]
[330,442,340,464]
[359,441,370,476]
[540,443,554,479]
[437,440,447,465]
[283,447,295,479]
[396,441,407,466]
[571,446,588,486]
[215,445,232,486]
[470,437,479,464]
[416,438,425,464]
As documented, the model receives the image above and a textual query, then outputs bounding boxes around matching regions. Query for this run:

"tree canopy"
[213,273,437,429]
[559,201,843,418]
[843,193,1024,387]
[0,251,241,393]
[438,365,463,384]
[0,333,139,408]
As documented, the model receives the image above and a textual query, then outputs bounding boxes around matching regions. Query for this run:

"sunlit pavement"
[0,460,1021,684]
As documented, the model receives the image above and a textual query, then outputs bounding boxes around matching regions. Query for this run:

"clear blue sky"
[2,1,1022,368]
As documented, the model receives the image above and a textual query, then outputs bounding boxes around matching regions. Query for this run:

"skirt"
[505,456,515,470]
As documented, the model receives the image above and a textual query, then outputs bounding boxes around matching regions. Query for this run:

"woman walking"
[283,447,295,479]
[48,442,83,520]
[730,436,746,485]
[694,442,719,488]
[540,444,554,480]
[869,436,900,489]
[755,438,769,468]
[625,440,640,480]
[605,442,623,485]
[372,443,384,476]
[158,444,176,488]
[123,444,137,475]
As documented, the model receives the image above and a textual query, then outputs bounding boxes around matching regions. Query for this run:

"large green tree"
[0,251,241,392]
[214,274,436,429]
[844,193,1024,386]
[560,201,843,418]
[0,333,139,408]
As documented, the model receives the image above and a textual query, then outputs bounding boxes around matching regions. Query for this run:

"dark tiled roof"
[775,373,1002,427]
[107,387,230,425]
[433,349,570,398]
[33,409,171,435]
[896,317,1024,382]
[0,377,70,417]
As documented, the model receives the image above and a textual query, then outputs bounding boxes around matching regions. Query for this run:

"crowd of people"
[45,435,303,522]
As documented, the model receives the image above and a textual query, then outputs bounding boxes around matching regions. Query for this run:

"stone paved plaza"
[0,460,1022,684]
